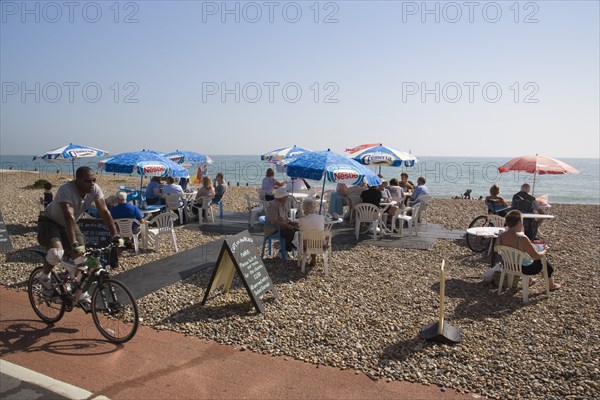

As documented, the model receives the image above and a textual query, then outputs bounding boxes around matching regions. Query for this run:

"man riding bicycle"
[37,166,119,305]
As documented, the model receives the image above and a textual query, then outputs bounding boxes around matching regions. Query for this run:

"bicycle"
[466,202,511,253]
[27,242,139,344]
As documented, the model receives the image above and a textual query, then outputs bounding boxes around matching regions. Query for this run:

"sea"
[1,155,598,205]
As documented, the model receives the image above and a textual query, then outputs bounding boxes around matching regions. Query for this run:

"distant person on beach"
[36,166,119,304]
[463,189,472,199]
[496,210,561,291]
[399,172,415,192]
[265,187,297,253]
[110,191,144,234]
[193,176,215,220]
[262,168,286,201]
[40,182,53,207]
[486,184,509,215]
[407,177,429,206]
[145,177,163,205]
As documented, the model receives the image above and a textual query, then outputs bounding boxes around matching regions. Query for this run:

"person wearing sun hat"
[265,187,298,253]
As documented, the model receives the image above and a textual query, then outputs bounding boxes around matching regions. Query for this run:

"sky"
[1,0,599,158]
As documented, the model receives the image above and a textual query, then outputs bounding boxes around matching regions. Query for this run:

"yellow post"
[437,260,446,335]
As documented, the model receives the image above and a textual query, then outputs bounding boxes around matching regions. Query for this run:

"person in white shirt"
[298,198,325,266]
[286,177,308,192]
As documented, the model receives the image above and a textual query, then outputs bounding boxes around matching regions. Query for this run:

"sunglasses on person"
[82,178,96,183]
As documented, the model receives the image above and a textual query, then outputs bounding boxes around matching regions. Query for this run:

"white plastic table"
[521,213,555,220]
[324,217,344,230]
[466,226,506,266]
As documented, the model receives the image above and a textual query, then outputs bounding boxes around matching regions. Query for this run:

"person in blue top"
[110,191,144,233]
[407,176,430,206]
[145,177,162,205]
[496,210,561,291]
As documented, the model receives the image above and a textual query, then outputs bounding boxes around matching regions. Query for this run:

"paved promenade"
[0,287,475,400]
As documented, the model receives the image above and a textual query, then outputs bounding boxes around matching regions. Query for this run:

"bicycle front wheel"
[91,279,139,343]
[467,215,492,253]
[28,267,66,323]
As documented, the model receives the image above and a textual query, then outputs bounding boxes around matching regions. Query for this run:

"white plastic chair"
[495,245,550,304]
[182,192,197,223]
[192,195,215,225]
[354,203,381,240]
[415,195,432,226]
[488,214,506,228]
[113,218,141,254]
[164,193,185,225]
[145,211,178,252]
[297,229,331,275]
[348,194,362,224]
[392,203,420,237]
[245,194,264,227]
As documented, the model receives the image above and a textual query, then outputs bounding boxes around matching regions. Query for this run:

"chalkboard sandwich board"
[202,230,278,313]
[0,207,14,253]
[77,218,119,268]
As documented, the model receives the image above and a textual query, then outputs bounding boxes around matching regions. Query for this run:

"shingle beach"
[1,171,598,400]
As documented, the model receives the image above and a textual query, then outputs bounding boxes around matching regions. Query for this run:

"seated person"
[145,177,163,205]
[407,176,429,206]
[262,168,286,201]
[379,180,392,202]
[110,191,144,234]
[213,172,227,204]
[161,176,184,206]
[298,197,326,267]
[511,183,544,239]
[105,194,117,210]
[399,172,415,192]
[286,177,308,192]
[179,177,189,191]
[387,178,404,202]
[463,189,472,199]
[265,187,298,253]
[361,184,398,223]
[347,179,368,196]
[193,176,215,220]
[336,183,350,208]
[496,210,561,291]
[486,184,509,215]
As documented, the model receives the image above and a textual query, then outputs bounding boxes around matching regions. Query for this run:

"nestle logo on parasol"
[202,82,339,104]
[400,2,539,24]
[201,2,339,24]
[401,82,539,104]
[1,82,140,103]
[333,171,359,181]
[143,165,167,174]
[1,1,140,23]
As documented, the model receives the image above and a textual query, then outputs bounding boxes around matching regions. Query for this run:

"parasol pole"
[318,174,326,215]
[71,158,76,179]
[531,154,538,195]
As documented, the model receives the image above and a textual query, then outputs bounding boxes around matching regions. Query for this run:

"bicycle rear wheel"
[91,279,139,343]
[28,267,66,323]
[467,215,492,253]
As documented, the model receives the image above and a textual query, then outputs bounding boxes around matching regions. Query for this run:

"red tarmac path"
[1,287,477,399]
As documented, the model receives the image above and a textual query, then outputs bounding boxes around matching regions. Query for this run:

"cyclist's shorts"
[37,215,84,252]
